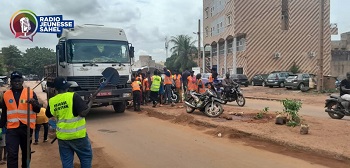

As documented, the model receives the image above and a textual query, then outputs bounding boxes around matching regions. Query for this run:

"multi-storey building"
[202,0,334,79]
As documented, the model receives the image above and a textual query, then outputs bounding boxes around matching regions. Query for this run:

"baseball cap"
[54,77,71,90]
[10,71,23,80]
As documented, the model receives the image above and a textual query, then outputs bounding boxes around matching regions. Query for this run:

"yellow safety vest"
[49,92,86,140]
[151,75,161,92]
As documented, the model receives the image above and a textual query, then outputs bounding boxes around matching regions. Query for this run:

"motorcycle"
[325,94,350,119]
[162,84,180,104]
[220,84,246,107]
[184,83,226,117]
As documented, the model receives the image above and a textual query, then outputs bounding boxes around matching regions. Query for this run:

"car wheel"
[298,83,305,90]
[279,82,285,88]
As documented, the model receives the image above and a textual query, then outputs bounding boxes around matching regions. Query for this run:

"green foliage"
[1,45,23,72]
[289,62,300,74]
[254,107,269,119]
[281,99,302,127]
[1,45,55,77]
[22,46,55,77]
[165,35,198,72]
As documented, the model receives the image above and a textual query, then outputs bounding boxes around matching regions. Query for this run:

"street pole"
[165,37,169,59]
[317,0,324,91]
[198,19,201,72]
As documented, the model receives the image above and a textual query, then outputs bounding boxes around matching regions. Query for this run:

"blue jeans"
[58,135,93,168]
[35,123,48,142]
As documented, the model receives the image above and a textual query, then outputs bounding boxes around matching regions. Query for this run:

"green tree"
[168,35,198,71]
[22,46,55,77]
[290,62,300,74]
[1,45,24,72]
[0,52,5,75]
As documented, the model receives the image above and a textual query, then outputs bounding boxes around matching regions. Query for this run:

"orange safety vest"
[164,70,172,85]
[173,74,182,88]
[3,88,36,129]
[187,76,197,91]
[131,81,141,91]
[197,79,205,93]
[143,78,150,91]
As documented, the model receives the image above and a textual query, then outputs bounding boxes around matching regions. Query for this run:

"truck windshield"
[67,39,130,63]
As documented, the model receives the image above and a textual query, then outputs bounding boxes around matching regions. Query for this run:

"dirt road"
[22,81,334,168]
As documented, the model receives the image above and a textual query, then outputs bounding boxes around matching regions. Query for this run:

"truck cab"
[45,24,134,113]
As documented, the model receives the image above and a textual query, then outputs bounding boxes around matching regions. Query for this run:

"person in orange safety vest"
[131,77,142,111]
[0,71,42,168]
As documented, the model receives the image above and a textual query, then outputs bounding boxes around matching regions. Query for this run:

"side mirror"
[129,46,135,58]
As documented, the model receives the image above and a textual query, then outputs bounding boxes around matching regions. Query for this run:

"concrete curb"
[245,96,302,102]
[143,106,350,161]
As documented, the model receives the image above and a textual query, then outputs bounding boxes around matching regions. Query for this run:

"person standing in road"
[182,69,190,92]
[163,67,175,107]
[339,72,350,114]
[173,70,183,103]
[45,77,93,168]
[150,70,162,108]
[33,107,49,145]
[0,71,42,168]
[142,72,151,105]
[131,77,141,111]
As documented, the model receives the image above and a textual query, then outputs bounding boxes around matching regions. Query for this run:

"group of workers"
[130,67,222,111]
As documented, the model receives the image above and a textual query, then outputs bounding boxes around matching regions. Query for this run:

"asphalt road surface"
[25,81,334,168]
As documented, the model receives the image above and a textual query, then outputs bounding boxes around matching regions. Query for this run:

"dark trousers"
[150,91,159,104]
[35,123,48,142]
[6,125,33,168]
[143,90,150,104]
[133,90,141,110]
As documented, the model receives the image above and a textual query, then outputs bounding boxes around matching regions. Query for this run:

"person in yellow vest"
[45,77,93,168]
[163,67,175,107]
[0,71,42,168]
[131,77,142,111]
[150,70,162,107]
[33,107,49,145]
[173,70,183,103]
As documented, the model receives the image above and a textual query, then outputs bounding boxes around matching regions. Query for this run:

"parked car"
[230,74,249,87]
[41,78,47,92]
[251,74,268,87]
[265,71,293,88]
[284,73,310,90]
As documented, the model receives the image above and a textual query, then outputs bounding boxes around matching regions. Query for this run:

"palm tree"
[169,35,198,71]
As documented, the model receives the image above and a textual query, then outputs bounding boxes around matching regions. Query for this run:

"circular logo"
[99,77,107,84]
[9,99,14,104]
[10,9,38,41]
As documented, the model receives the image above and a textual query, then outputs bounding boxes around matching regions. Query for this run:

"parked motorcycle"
[325,94,350,119]
[184,83,225,117]
[162,84,180,104]
[220,84,246,107]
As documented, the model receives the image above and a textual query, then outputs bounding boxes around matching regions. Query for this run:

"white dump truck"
[44,24,134,113]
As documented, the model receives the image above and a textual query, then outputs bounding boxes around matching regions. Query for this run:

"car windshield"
[67,39,130,63]
[267,73,277,78]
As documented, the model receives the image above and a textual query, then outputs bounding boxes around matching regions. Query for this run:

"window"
[236,35,246,52]
[227,15,232,26]
[217,24,219,33]
[210,27,213,36]
[281,0,289,30]
[210,7,213,17]
[205,8,209,18]
[205,27,209,37]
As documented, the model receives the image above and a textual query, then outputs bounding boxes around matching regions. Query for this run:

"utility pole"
[317,0,324,91]
[165,37,169,59]
[197,19,201,72]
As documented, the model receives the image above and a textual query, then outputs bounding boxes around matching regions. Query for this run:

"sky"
[0,0,348,62]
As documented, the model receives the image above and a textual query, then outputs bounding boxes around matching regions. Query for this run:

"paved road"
[24,81,333,168]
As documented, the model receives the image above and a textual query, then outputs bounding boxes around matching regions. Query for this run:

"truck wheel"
[113,101,126,113]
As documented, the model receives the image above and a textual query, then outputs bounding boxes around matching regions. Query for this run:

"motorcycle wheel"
[172,93,180,103]
[327,101,345,119]
[220,92,228,104]
[236,95,246,107]
[204,102,224,117]
[185,98,196,113]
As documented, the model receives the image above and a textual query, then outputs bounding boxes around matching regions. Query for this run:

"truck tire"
[113,101,126,113]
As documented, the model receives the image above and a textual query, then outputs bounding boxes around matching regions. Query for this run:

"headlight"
[123,93,131,97]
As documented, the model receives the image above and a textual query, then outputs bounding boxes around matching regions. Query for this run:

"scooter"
[325,94,350,119]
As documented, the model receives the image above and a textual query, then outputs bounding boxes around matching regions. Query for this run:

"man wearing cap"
[0,71,42,168]
[45,77,93,168]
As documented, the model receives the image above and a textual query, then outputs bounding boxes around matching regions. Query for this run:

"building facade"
[202,0,332,79]
[332,32,350,51]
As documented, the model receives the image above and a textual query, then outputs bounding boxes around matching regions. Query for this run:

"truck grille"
[67,75,129,89]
